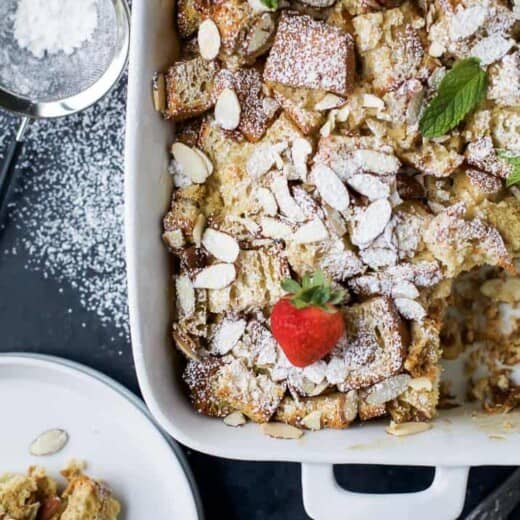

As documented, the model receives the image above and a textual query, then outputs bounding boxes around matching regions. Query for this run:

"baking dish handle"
[301,464,469,520]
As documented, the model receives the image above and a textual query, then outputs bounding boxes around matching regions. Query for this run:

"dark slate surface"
[0,77,519,520]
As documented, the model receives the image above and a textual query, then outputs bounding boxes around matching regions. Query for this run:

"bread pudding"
[0,462,120,520]
[155,0,520,436]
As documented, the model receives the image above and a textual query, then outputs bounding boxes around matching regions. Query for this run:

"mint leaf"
[282,279,301,293]
[419,58,487,138]
[260,0,278,8]
[498,151,520,187]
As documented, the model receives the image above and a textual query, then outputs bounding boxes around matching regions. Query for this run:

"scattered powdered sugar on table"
[14,0,98,59]
[0,78,129,339]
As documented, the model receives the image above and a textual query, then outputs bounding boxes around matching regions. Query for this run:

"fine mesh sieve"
[0,0,130,222]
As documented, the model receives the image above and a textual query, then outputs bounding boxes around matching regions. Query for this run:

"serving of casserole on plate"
[125,0,519,517]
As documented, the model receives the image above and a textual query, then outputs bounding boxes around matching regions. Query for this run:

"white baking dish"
[124,2,520,518]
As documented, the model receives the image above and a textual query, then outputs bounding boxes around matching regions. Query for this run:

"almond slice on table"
[193,263,236,289]
[314,93,345,111]
[256,187,278,216]
[294,218,329,244]
[351,199,392,247]
[171,143,211,184]
[224,411,247,427]
[29,429,69,456]
[176,274,196,317]
[198,19,221,60]
[261,422,303,439]
[362,94,385,110]
[311,164,350,211]
[386,421,432,437]
[202,228,240,262]
[215,88,241,131]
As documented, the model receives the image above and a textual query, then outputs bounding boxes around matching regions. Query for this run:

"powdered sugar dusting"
[0,77,129,339]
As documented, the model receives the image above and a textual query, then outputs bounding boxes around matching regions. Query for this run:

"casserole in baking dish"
[125,0,520,518]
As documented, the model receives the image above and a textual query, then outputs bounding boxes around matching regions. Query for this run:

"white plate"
[0,353,203,520]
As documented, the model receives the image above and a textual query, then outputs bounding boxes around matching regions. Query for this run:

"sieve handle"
[0,117,30,224]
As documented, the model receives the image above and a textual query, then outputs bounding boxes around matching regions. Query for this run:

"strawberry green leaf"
[282,279,301,293]
[260,0,278,8]
[497,150,520,187]
[329,291,345,305]
[419,58,487,138]
[311,270,326,287]
[302,273,312,290]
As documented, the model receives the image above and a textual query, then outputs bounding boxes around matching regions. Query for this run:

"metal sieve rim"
[0,0,130,119]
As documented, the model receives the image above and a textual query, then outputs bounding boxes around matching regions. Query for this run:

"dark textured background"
[0,77,519,520]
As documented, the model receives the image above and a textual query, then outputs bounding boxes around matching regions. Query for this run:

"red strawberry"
[270,271,346,368]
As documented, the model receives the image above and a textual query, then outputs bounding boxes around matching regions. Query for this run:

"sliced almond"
[173,327,201,360]
[176,275,196,317]
[261,422,304,439]
[260,217,292,240]
[171,143,210,184]
[211,317,246,355]
[362,94,385,110]
[291,138,313,181]
[351,199,392,247]
[335,105,350,123]
[449,5,487,41]
[302,411,322,430]
[29,429,69,456]
[347,174,390,201]
[163,229,185,249]
[198,19,221,60]
[246,13,275,56]
[320,119,333,137]
[312,164,350,211]
[351,150,400,176]
[271,177,306,222]
[428,41,445,58]
[192,214,206,247]
[256,187,278,216]
[408,377,433,391]
[202,228,240,262]
[152,73,166,112]
[247,144,278,178]
[224,411,247,427]
[314,93,345,111]
[470,34,514,66]
[366,374,411,405]
[386,421,432,437]
[215,88,241,131]
[294,218,329,244]
[193,263,236,289]
[394,297,426,321]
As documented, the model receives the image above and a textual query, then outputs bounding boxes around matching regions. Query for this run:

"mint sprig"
[260,0,278,8]
[281,270,345,311]
[498,150,520,187]
[419,58,487,138]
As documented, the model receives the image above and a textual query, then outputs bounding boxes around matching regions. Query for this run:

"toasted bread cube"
[177,0,209,39]
[211,0,252,55]
[358,390,387,420]
[208,245,289,313]
[183,357,234,417]
[337,297,409,391]
[165,57,219,121]
[215,358,286,422]
[264,12,356,96]
[214,68,279,142]
[270,84,325,135]
[352,3,436,94]
[275,391,358,429]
